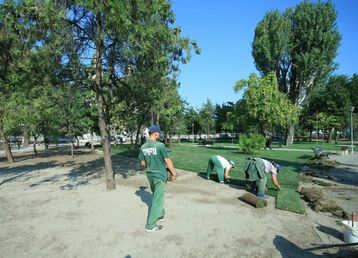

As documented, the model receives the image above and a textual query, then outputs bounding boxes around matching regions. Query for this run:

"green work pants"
[206,155,225,182]
[146,176,166,230]
[256,175,267,196]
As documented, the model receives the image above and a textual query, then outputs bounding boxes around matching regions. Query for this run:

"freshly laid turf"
[276,188,305,214]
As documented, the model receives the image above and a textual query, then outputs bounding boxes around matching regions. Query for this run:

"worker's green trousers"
[206,155,225,182]
[146,176,166,230]
[256,175,267,196]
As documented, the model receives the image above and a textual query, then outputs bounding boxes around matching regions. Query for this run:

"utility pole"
[351,106,355,154]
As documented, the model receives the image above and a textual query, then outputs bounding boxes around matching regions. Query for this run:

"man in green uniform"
[206,155,235,183]
[138,125,176,232]
[244,157,281,198]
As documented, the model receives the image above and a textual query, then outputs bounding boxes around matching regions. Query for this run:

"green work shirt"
[138,140,169,181]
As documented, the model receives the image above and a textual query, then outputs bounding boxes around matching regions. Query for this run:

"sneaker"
[219,181,224,184]
[225,178,231,184]
[158,216,165,223]
[145,225,164,232]
[206,176,210,180]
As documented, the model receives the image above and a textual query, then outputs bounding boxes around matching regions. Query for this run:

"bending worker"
[243,157,281,198]
[206,155,235,183]
[138,125,176,232]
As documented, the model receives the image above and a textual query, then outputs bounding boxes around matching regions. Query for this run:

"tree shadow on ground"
[1,147,142,190]
[0,161,59,186]
[135,186,152,207]
[0,146,94,163]
[29,158,105,190]
[28,154,142,190]
[316,224,343,241]
[273,235,357,258]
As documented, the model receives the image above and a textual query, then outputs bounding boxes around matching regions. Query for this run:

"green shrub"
[239,133,265,154]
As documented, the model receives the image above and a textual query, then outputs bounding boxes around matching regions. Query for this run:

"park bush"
[239,133,265,154]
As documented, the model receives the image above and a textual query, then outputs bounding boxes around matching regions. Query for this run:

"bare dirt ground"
[0,147,357,258]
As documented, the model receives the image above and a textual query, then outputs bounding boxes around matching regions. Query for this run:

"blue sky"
[171,0,358,108]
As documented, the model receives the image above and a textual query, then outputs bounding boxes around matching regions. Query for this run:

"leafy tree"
[8,85,62,155]
[56,85,95,157]
[64,0,199,189]
[184,106,200,140]
[252,1,341,144]
[234,72,298,135]
[199,99,216,137]
[215,102,234,132]
[301,75,355,142]
[0,0,65,162]
[346,74,358,140]
[347,74,358,113]
[156,79,184,144]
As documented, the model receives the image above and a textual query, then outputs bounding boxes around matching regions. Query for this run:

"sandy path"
[0,151,356,258]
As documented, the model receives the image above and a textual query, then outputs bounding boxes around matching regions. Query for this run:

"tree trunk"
[135,124,142,146]
[286,124,294,145]
[309,129,312,142]
[130,132,134,145]
[334,129,338,144]
[71,142,74,158]
[75,136,80,148]
[0,128,14,163]
[164,130,168,144]
[95,13,115,191]
[44,135,49,151]
[23,129,30,148]
[90,132,95,152]
[328,128,335,143]
[33,136,38,155]
[151,112,154,125]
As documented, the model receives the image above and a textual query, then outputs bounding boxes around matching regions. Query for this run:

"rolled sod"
[239,193,267,208]
[276,188,305,214]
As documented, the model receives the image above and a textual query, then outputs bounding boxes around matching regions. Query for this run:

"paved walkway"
[331,153,358,167]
